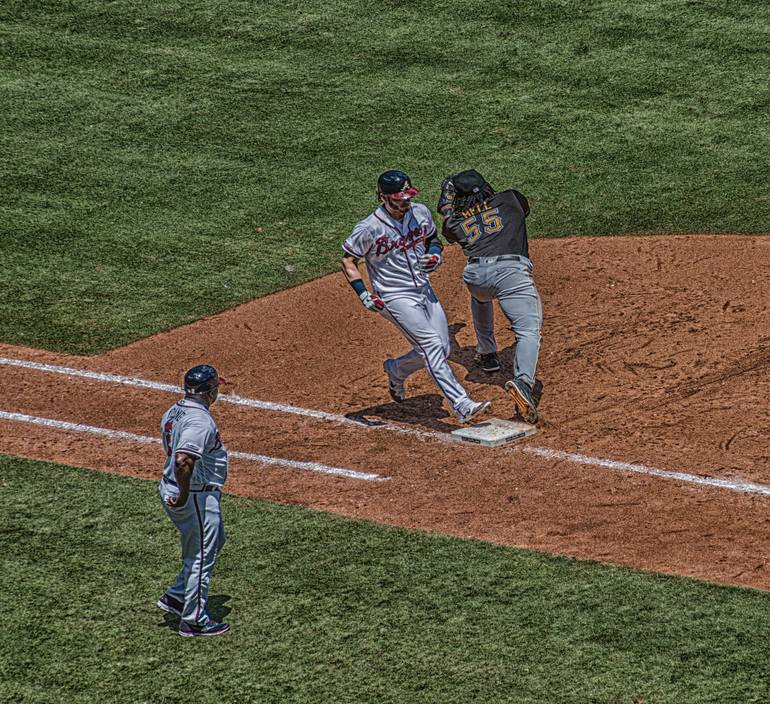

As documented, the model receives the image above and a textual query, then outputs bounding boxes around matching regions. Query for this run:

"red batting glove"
[359,290,385,311]
[419,252,442,274]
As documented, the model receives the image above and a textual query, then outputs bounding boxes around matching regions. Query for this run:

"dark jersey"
[442,189,530,259]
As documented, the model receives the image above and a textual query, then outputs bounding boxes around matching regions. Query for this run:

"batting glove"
[359,290,385,312]
[419,252,442,274]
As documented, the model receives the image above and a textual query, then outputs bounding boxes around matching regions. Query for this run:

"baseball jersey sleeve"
[342,221,375,259]
[441,213,467,245]
[512,189,530,217]
[176,419,211,459]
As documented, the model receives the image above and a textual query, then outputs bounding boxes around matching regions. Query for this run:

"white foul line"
[3,356,770,497]
[0,356,442,437]
[523,446,770,497]
[0,409,386,482]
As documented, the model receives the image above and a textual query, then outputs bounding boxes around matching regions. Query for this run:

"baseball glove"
[437,174,456,213]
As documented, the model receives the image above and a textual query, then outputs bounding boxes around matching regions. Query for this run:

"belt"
[162,478,220,492]
[468,254,527,264]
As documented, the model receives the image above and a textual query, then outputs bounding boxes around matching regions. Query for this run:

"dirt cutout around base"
[3,234,770,589]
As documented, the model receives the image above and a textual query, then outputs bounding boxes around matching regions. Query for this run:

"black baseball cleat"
[179,620,231,638]
[474,352,501,373]
[157,593,184,616]
[383,360,405,403]
[505,379,538,424]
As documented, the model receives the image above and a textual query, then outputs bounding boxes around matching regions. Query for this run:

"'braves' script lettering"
[374,225,428,256]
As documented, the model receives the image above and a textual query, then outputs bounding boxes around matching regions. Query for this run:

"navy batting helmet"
[183,364,223,394]
[377,170,419,200]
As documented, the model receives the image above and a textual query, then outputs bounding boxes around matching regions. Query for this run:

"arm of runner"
[340,254,384,311]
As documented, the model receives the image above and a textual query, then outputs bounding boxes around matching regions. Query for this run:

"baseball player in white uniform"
[156,364,230,637]
[341,170,491,424]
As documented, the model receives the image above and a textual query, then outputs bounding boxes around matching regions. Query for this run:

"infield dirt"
[3,235,770,588]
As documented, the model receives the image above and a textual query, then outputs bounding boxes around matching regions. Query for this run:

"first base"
[450,417,537,447]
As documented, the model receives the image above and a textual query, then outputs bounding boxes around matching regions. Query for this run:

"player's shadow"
[447,321,517,386]
[345,322,523,430]
[209,594,233,621]
[346,393,460,432]
[156,594,233,632]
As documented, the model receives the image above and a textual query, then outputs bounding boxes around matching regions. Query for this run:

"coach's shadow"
[447,321,516,386]
[208,594,233,621]
[156,594,233,632]
[346,394,460,433]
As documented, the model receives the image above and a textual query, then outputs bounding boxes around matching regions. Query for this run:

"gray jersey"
[161,399,228,488]
[342,203,437,298]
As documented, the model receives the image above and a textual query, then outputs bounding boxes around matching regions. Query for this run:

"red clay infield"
[3,234,770,589]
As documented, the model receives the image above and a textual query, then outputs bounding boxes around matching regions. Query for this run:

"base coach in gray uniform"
[438,169,543,424]
[157,364,230,637]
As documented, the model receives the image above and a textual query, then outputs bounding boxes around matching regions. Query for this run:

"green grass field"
[3,456,770,704]
[1,0,769,352]
[3,3,770,701]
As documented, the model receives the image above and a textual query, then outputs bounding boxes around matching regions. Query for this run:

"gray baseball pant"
[462,256,543,387]
[160,485,226,626]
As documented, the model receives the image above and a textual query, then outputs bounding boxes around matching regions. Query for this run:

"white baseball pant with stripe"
[160,486,226,626]
[381,285,477,418]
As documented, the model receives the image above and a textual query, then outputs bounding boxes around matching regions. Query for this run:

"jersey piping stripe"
[192,494,205,624]
[177,446,203,458]
[402,210,420,287]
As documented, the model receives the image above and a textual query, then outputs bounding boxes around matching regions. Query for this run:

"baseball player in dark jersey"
[438,169,543,423]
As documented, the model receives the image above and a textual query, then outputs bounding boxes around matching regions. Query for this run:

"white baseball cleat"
[457,400,492,425]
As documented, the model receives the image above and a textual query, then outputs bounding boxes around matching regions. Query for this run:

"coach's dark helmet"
[184,364,224,395]
[377,170,419,201]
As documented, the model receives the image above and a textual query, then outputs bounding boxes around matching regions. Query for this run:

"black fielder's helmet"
[377,170,419,200]
[452,169,495,211]
[183,364,224,394]
[452,169,489,197]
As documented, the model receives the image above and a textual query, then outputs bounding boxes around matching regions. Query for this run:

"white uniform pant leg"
[381,290,474,416]
[387,347,425,384]
[159,483,189,602]
[163,491,225,626]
